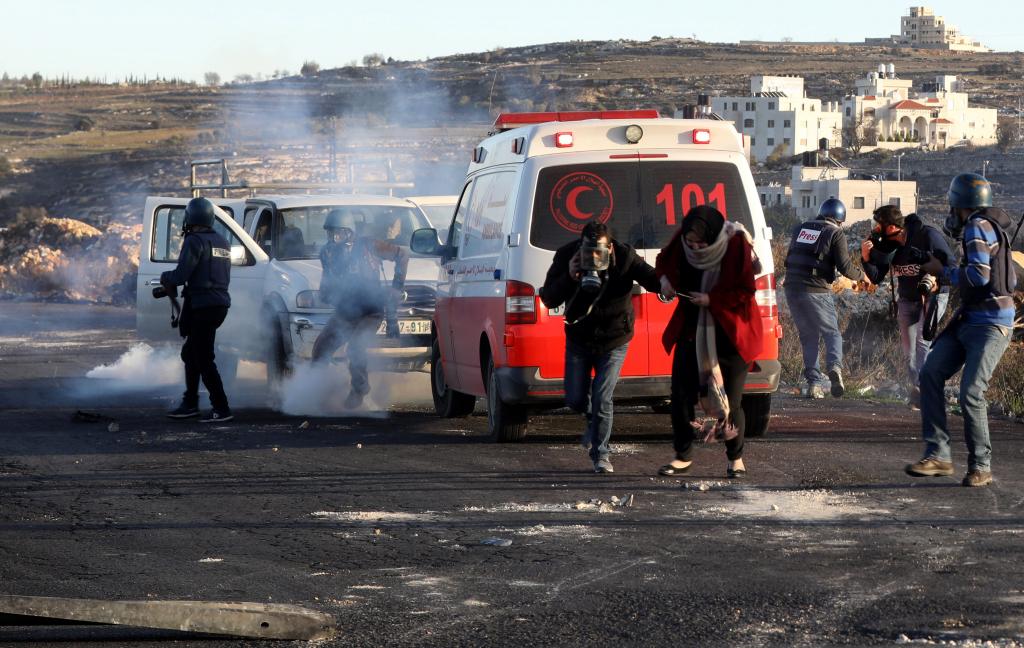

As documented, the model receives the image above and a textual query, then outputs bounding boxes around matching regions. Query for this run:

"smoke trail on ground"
[85,342,182,387]
[279,360,432,418]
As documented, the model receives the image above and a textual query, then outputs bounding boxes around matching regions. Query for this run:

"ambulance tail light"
[755,274,777,318]
[693,129,712,145]
[506,280,537,324]
[554,132,574,148]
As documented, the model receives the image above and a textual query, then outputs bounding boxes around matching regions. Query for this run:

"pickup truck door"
[136,197,267,351]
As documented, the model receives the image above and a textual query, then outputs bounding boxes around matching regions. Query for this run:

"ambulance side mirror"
[410,228,443,256]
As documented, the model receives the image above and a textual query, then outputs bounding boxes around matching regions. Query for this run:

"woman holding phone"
[654,206,764,478]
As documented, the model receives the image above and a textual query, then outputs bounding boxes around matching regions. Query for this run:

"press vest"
[785,219,839,283]
[184,230,231,309]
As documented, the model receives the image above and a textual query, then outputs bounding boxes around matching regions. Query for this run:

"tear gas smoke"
[85,342,182,387]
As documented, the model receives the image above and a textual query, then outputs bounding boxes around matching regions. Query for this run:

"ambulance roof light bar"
[493,110,660,132]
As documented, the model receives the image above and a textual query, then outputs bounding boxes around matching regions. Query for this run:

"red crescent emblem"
[565,186,593,219]
[549,172,614,234]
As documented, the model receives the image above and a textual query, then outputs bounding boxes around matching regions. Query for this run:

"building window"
[767,120,775,128]
[767,138,775,146]
[783,138,791,145]
[801,195,811,208]
[854,197,865,209]
[784,119,791,128]
[846,107,852,117]
[750,137,756,146]
[744,118,754,128]
[760,194,767,205]
[768,102,776,110]
[890,197,901,207]
[799,138,807,145]
[732,102,738,111]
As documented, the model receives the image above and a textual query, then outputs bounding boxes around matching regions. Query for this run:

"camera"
[917,273,937,296]
[152,284,177,299]
[580,271,603,293]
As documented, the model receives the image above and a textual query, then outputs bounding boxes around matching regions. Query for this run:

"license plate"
[377,319,431,335]
[548,304,565,316]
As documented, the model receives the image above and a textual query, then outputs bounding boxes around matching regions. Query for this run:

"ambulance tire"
[486,355,528,442]
[742,393,771,438]
[431,339,475,418]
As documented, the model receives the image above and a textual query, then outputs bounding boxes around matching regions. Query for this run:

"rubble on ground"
[0,213,140,304]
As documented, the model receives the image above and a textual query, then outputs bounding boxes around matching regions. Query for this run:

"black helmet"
[324,209,357,232]
[817,197,846,223]
[947,173,992,210]
[184,197,216,229]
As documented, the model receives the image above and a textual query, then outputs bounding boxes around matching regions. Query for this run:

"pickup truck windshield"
[529,161,753,251]
[277,205,427,260]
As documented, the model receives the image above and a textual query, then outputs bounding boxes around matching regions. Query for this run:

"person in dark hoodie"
[540,220,662,474]
[907,173,1016,488]
[654,206,764,479]
[861,205,955,408]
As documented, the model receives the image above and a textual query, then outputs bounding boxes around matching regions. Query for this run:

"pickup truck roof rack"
[189,159,414,198]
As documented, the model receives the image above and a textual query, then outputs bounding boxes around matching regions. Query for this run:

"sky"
[0,0,1019,83]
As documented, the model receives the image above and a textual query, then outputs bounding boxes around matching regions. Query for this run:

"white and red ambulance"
[411,111,781,441]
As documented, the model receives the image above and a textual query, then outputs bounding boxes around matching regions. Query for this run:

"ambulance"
[410,111,781,441]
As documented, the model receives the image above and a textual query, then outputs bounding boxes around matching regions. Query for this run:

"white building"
[790,161,917,226]
[843,64,997,149]
[705,76,844,163]
[896,6,989,52]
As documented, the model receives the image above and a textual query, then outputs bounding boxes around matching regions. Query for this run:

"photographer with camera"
[312,209,408,410]
[783,198,868,399]
[540,220,662,474]
[861,205,954,408]
[906,173,1016,488]
[161,197,233,423]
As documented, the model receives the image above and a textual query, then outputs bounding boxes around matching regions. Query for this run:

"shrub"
[991,341,1024,417]
[0,155,11,177]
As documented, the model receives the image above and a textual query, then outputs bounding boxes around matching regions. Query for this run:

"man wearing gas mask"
[540,221,662,473]
[861,205,954,408]
[160,197,233,423]
[783,198,868,399]
[906,173,1016,488]
[312,208,409,410]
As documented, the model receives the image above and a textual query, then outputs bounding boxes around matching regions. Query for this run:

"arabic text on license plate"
[377,319,431,335]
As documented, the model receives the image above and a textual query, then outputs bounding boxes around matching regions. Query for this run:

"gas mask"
[943,208,964,239]
[869,227,902,255]
[329,227,355,247]
[579,237,611,293]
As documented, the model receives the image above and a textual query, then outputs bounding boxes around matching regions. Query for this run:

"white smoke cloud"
[85,342,182,386]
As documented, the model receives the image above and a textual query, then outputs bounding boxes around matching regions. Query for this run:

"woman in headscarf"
[654,205,764,478]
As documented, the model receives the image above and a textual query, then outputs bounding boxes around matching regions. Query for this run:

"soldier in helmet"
[313,208,409,410]
[161,197,233,422]
[783,198,868,399]
[907,173,1016,488]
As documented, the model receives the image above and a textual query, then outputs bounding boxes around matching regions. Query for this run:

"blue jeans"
[785,288,842,384]
[897,294,949,387]
[564,340,629,462]
[919,321,1011,472]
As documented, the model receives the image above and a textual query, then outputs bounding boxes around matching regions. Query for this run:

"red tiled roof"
[932,118,953,124]
[863,95,876,100]
[927,98,940,102]
[891,100,932,111]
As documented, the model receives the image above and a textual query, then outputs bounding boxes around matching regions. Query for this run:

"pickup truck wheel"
[431,339,475,418]
[742,393,772,438]
[486,355,528,442]
[266,321,290,390]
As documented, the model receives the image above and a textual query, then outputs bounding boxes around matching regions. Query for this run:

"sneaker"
[962,470,993,487]
[200,407,234,423]
[828,367,845,398]
[593,458,614,474]
[167,402,200,419]
[803,383,825,399]
[344,391,365,410]
[905,457,954,477]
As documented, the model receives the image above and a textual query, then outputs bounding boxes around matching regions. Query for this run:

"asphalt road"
[2,302,1024,647]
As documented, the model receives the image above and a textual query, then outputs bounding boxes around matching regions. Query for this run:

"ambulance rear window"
[530,161,753,251]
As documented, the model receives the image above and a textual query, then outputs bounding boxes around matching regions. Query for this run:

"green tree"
[300,61,320,77]
[30,72,43,88]
[204,72,221,86]
[362,53,384,67]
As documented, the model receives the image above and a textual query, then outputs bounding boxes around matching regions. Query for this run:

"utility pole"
[982,159,990,178]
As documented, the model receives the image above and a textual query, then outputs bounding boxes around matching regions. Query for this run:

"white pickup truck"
[136,193,442,385]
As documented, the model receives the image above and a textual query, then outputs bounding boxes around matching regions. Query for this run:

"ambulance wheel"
[431,339,475,418]
[486,355,528,442]
[742,393,771,438]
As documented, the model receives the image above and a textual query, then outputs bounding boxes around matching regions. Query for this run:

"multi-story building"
[843,64,997,149]
[705,76,843,163]
[896,6,989,52]
[789,157,917,226]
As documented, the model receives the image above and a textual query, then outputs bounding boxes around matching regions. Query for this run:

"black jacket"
[160,230,231,310]
[862,213,955,301]
[540,239,660,353]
